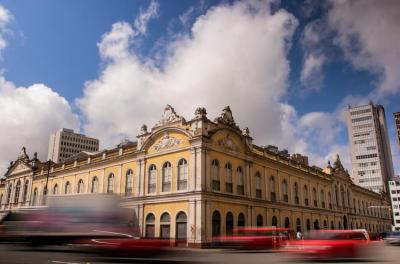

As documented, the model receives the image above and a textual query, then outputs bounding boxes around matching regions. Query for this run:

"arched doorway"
[343,215,348,230]
[238,213,245,227]
[256,214,263,227]
[296,218,301,232]
[306,219,311,231]
[176,212,187,241]
[331,221,335,229]
[160,213,171,239]
[226,212,234,235]
[313,220,320,230]
[272,216,278,227]
[284,217,290,228]
[212,211,221,237]
[145,213,155,238]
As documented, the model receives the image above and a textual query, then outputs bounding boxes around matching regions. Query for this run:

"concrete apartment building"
[47,128,99,163]
[346,102,394,193]
[388,177,400,230]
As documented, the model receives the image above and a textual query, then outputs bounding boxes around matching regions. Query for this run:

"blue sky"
[0,0,399,175]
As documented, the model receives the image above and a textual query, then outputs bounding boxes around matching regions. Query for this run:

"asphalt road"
[0,242,398,264]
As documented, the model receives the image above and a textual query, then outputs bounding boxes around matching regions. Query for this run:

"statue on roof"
[155,104,185,127]
[333,154,345,171]
[214,106,237,127]
[194,107,207,119]
[18,146,29,162]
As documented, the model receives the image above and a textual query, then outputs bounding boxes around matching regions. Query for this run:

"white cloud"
[327,0,400,98]
[78,1,303,153]
[300,52,325,89]
[133,0,159,36]
[0,77,79,175]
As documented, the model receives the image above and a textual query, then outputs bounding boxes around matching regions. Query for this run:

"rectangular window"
[350,108,371,116]
[351,116,372,123]
[356,153,377,160]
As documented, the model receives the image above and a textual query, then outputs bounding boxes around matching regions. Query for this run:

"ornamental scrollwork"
[153,134,182,151]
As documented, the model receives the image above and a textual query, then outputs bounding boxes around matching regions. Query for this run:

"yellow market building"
[0,105,392,247]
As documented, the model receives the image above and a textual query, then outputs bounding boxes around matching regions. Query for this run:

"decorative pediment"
[5,160,32,177]
[217,133,240,153]
[154,105,186,127]
[152,133,182,152]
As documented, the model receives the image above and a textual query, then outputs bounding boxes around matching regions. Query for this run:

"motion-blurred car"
[383,232,400,245]
[212,227,292,250]
[0,194,136,246]
[74,237,171,257]
[284,229,371,260]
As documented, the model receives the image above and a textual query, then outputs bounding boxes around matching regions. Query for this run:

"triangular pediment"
[5,160,32,177]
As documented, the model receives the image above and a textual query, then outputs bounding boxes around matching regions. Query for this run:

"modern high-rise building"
[388,177,400,231]
[394,112,400,150]
[346,102,394,193]
[47,128,99,163]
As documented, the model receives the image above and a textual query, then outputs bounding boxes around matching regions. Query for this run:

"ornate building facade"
[0,105,392,247]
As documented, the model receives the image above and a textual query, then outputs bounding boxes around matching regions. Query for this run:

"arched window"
[255,172,261,198]
[304,185,309,206]
[160,213,171,239]
[65,181,71,194]
[178,159,188,190]
[312,188,317,207]
[53,184,58,195]
[23,180,29,201]
[107,173,114,193]
[162,162,172,192]
[282,180,288,202]
[296,218,301,232]
[212,211,221,237]
[148,165,157,193]
[145,213,155,238]
[335,185,339,207]
[293,182,299,204]
[14,180,21,203]
[0,194,3,205]
[331,221,335,229]
[226,212,234,234]
[211,159,220,191]
[237,166,244,195]
[320,190,325,208]
[238,213,245,227]
[176,212,187,241]
[347,190,351,208]
[306,219,311,231]
[257,214,263,227]
[284,217,290,228]
[32,188,38,206]
[225,163,233,193]
[6,184,12,204]
[341,186,346,207]
[91,176,98,193]
[125,169,133,194]
[323,220,328,229]
[272,216,278,227]
[77,179,84,194]
[270,176,276,201]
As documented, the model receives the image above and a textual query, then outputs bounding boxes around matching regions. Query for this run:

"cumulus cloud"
[0,4,79,175]
[78,1,303,153]
[328,0,400,98]
[0,77,79,174]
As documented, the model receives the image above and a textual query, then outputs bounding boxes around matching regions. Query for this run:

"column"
[117,164,122,194]
[245,161,253,197]
[189,148,196,192]
[196,147,205,191]
[205,150,211,191]
[188,199,196,244]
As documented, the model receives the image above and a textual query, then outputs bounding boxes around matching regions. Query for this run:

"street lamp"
[42,159,51,205]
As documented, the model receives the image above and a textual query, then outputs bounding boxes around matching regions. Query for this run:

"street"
[0,242,399,264]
